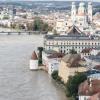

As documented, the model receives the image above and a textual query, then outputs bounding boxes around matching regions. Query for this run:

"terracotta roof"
[78,79,100,96]
[94,65,100,71]
[81,48,92,53]
[89,92,100,100]
[62,54,81,67]
[47,53,64,59]
[31,51,38,60]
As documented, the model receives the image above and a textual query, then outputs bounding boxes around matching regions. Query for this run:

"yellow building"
[58,54,87,83]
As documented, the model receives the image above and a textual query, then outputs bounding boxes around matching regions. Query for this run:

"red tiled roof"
[78,79,100,96]
[94,65,100,70]
[88,92,100,100]
[47,53,65,59]
[31,51,38,60]
[81,48,92,53]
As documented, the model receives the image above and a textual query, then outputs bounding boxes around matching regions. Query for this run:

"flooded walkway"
[0,35,67,100]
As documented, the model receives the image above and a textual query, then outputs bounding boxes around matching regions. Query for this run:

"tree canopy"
[66,72,87,98]
[69,49,77,54]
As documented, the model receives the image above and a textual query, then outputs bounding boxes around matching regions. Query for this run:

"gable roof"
[67,25,85,36]
[31,51,38,60]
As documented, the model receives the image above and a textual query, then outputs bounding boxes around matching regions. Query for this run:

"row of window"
[48,42,100,45]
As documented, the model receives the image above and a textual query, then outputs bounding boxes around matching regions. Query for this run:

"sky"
[0,0,99,1]
[0,0,100,2]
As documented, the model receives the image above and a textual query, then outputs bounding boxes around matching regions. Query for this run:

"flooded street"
[0,35,67,100]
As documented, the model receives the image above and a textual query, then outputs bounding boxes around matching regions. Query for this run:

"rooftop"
[78,79,100,96]
[31,51,38,60]
[62,54,81,67]
[44,26,100,41]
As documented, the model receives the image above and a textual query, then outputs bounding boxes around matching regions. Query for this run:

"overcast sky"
[1,0,100,2]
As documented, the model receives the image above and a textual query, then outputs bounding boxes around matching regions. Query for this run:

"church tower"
[71,2,77,24]
[88,2,93,23]
[78,2,86,16]
[77,2,87,27]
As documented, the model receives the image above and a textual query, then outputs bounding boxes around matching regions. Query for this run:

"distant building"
[54,2,94,35]
[44,26,100,54]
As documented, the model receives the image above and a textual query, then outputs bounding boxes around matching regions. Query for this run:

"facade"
[29,51,38,70]
[44,26,100,54]
[42,50,64,75]
[58,54,87,83]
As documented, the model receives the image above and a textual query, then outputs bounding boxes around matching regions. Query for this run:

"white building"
[44,26,100,54]
[42,50,64,75]
[55,2,94,35]
[29,51,38,70]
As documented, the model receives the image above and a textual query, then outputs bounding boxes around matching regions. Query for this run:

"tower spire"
[71,2,77,24]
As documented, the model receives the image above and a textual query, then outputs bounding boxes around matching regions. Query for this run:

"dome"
[88,2,92,5]
[72,2,75,5]
[31,51,38,60]
[79,2,85,7]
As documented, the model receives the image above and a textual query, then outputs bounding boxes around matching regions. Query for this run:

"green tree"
[3,16,9,20]
[33,17,53,32]
[66,72,87,98]
[69,49,77,54]
[11,23,16,29]
[51,71,58,80]
[33,17,43,31]
[38,47,43,65]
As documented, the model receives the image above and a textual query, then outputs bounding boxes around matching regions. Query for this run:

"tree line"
[10,17,53,32]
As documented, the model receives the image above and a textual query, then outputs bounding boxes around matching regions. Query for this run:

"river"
[0,35,67,100]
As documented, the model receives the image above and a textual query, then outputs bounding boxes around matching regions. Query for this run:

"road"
[0,35,67,100]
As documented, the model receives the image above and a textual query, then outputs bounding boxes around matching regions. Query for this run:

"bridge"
[0,31,46,35]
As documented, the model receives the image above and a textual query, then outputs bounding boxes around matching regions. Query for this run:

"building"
[84,55,100,70]
[44,26,100,54]
[42,50,64,75]
[54,2,94,34]
[58,54,87,83]
[81,48,92,58]
[29,51,38,70]
[90,47,100,56]
[78,79,100,100]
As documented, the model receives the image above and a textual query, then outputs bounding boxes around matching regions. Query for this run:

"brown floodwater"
[0,35,67,100]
